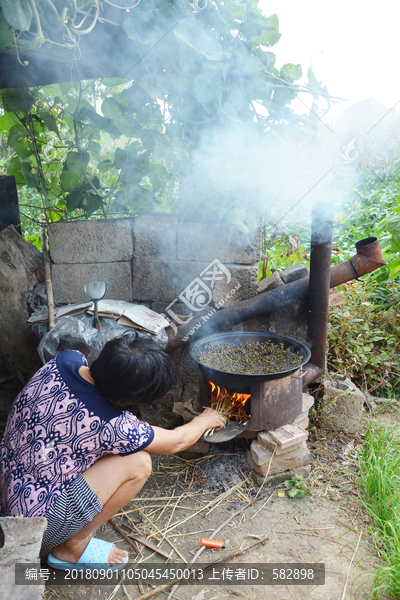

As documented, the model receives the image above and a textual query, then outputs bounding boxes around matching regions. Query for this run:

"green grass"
[358,422,400,598]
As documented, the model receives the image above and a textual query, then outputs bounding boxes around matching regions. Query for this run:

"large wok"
[190,330,311,392]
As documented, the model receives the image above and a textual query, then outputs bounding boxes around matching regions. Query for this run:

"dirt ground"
[40,403,400,600]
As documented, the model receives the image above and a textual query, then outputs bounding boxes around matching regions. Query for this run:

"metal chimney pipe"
[307,204,334,371]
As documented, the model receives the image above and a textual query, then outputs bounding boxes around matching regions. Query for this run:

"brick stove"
[193,332,314,485]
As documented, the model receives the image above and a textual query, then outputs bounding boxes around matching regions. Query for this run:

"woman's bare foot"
[52,535,128,566]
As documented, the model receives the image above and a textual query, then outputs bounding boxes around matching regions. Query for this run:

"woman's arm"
[144,408,226,455]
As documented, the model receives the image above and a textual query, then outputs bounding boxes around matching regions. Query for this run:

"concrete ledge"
[48,219,134,264]
[177,222,260,264]
[281,264,308,284]
[51,261,133,303]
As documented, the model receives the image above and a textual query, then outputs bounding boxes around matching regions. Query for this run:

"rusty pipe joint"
[350,237,386,278]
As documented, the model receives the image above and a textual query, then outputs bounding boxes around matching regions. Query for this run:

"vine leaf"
[75,107,121,137]
[221,101,242,123]
[281,63,302,82]
[101,97,125,120]
[20,163,39,188]
[66,151,90,174]
[41,110,60,139]
[1,88,34,112]
[0,0,32,32]
[7,156,25,184]
[0,111,17,133]
[65,188,86,212]
[0,8,12,46]
[60,151,90,191]
[81,190,103,217]
[174,19,229,61]
[7,124,31,159]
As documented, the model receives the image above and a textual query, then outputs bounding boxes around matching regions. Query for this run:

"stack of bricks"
[247,393,314,486]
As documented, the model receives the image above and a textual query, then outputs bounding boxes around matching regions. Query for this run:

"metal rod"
[40,216,55,330]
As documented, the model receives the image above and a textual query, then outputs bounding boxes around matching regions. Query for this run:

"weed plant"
[327,277,400,397]
[358,422,400,598]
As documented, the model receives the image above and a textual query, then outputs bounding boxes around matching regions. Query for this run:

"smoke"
[14,1,399,250]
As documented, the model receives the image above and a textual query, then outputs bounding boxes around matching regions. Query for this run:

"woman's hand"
[194,407,226,431]
[145,408,226,455]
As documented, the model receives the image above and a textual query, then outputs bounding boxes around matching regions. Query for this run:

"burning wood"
[204,381,250,437]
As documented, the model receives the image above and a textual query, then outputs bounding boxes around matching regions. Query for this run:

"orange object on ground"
[200,538,225,548]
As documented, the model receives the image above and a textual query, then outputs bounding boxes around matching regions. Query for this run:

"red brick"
[247,451,304,476]
[251,440,306,467]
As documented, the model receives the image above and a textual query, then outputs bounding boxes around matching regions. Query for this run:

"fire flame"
[209,381,250,423]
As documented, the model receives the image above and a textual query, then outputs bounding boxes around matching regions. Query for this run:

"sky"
[258,0,400,118]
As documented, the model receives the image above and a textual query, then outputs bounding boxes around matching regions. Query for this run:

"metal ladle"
[84,281,107,329]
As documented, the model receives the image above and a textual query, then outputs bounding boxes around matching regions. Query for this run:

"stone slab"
[250,440,307,467]
[133,214,178,259]
[48,219,134,264]
[329,291,345,307]
[252,464,311,487]
[177,222,260,264]
[257,271,284,294]
[0,516,47,600]
[281,264,308,284]
[51,261,133,303]
[319,375,365,434]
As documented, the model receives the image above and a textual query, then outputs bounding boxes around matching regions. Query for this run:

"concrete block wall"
[48,215,260,307]
[49,219,135,303]
[48,215,261,384]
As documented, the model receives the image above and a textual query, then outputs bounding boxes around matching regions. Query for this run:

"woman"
[0,334,225,570]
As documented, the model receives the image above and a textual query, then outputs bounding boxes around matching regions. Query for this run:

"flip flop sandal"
[47,537,129,572]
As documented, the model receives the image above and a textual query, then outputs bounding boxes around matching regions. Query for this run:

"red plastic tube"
[200,538,225,548]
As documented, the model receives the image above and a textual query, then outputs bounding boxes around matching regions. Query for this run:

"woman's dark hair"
[90,334,173,407]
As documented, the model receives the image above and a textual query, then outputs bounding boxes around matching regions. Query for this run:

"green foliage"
[283,475,310,499]
[327,278,400,396]
[357,423,400,598]
[333,162,400,282]
[0,1,330,233]
[258,220,309,281]
[327,159,400,398]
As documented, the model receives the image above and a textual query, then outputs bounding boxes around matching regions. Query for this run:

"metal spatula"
[203,420,250,443]
[84,281,107,329]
